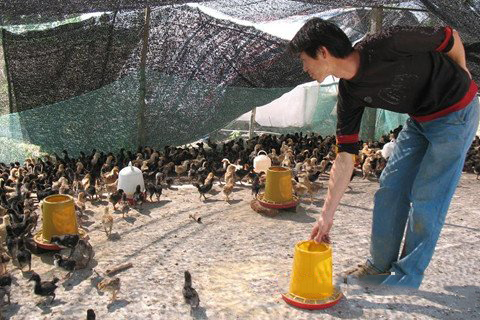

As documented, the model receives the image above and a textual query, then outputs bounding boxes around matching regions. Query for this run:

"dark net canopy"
[0,0,478,162]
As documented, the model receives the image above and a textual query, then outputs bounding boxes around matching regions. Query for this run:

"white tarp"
[237,79,338,127]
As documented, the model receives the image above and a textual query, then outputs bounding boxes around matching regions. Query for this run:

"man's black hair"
[289,18,353,59]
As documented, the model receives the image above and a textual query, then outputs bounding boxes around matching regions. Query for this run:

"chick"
[183,271,200,312]
[97,277,121,301]
[102,207,114,238]
[145,182,156,202]
[291,178,308,198]
[15,238,31,271]
[0,253,10,275]
[301,174,323,204]
[86,184,97,201]
[133,185,145,207]
[29,272,59,304]
[109,189,124,210]
[193,176,214,201]
[223,177,235,202]
[53,253,76,279]
[75,192,87,215]
[251,174,264,199]
[0,274,12,305]
[86,309,96,320]
[50,234,80,250]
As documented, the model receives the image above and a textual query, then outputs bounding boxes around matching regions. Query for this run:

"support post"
[363,6,383,141]
[249,107,256,139]
[137,7,151,147]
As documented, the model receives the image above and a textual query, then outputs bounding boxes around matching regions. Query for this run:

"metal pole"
[137,6,151,147]
[249,107,256,139]
[363,6,383,141]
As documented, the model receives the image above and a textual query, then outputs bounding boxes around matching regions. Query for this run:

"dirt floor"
[3,173,480,320]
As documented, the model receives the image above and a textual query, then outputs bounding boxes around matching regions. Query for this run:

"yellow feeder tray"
[282,240,343,309]
[258,167,298,209]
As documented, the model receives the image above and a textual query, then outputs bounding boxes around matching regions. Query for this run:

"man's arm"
[310,152,355,242]
[446,29,472,79]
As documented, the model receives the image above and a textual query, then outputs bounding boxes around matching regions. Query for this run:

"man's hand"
[308,151,354,244]
[310,214,333,243]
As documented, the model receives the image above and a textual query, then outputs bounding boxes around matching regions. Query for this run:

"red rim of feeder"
[281,288,343,310]
[257,193,299,209]
[125,191,147,205]
[33,228,89,250]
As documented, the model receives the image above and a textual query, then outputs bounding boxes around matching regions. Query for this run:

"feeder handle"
[257,150,268,156]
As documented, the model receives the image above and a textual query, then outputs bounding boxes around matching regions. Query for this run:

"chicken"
[292,178,309,198]
[53,253,76,279]
[102,167,119,185]
[86,309,96,320]
[0,274,12,305]
[175,160,190,176]
[29,272,59,304]
[223,165,236,184]
[15,238,32,271]
[109,189,124,210]
[75,192,87,215]
[223,177,235,202]
[183,271,200,312]
[104,180,118,196]
[102,207,114,238]
[301,174,323,203]
[145,182,157,202]
[193,176,214,201]
[133,185,145,207]
[51,234,80,250]
[85,184,97,201]
[362,155,375,179]
[81,173,91,190]
[70,239,94,269]
[97,277,121,301]
[251,174,263,199]
[0,254,10,275]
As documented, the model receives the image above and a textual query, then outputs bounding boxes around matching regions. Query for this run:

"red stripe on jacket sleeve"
[336,134,359,144]
[436,26,453,52]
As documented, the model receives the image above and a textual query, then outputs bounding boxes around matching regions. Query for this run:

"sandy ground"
[2,173,480,320]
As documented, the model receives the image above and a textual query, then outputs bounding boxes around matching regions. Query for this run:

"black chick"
[251,174,263,199]
[193,178,214,201]
[29,272,59,304]
[154,183,163,202]
[16,238,31,271]
[165,177,174,189]
[133,185,145,207]
[109,189,124,210]
[87,309,96,320]
[50,234,80,249]
[307,170,321,183]
[53,253,76,278]
[6,237,16,258]
[145,182,156,202]
[0,274,12,304]
[183,271,200,311]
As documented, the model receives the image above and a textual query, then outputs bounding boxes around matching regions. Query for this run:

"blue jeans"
[367,97,479,288]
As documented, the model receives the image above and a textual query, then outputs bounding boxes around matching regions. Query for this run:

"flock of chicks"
[0,124,478,318]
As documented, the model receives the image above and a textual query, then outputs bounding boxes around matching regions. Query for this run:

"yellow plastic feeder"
[33,194,87,250]
[257,166,298,209]
[282,240,342,309]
